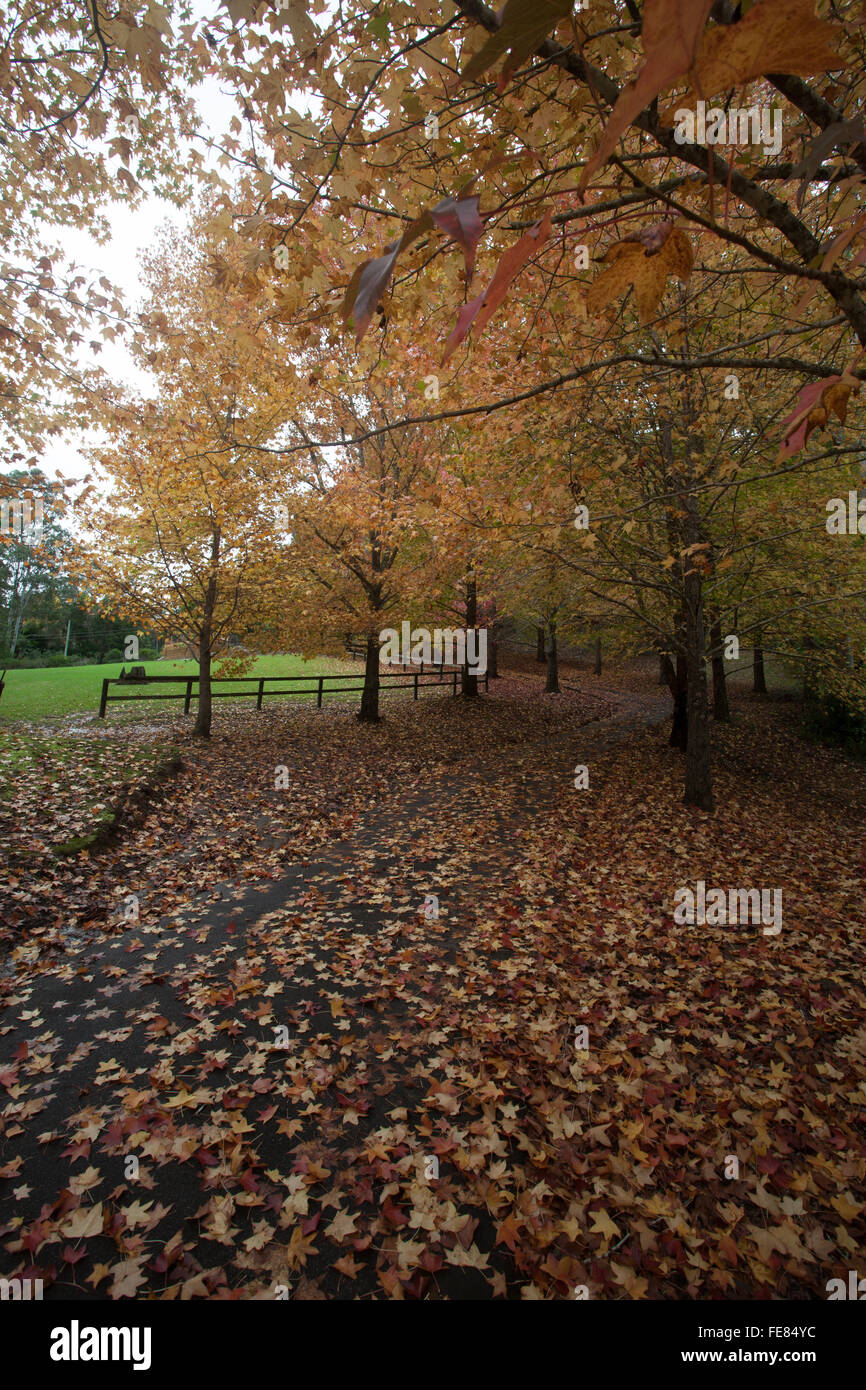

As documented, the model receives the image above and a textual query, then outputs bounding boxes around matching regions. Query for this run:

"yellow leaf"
[590,1210,621,1244]
[61,1203,104,1238]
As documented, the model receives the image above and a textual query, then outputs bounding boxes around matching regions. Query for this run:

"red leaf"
[757,1155,781,1174]
[442,212,552,363]
[381,1196,409,1228]
[622,220,676,255]
[431,195,484,281]
[60,1244,87,1266]
[778,375,840,458]
[441,292,485,363]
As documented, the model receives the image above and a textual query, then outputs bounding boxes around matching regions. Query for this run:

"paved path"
[0,682,669,1300]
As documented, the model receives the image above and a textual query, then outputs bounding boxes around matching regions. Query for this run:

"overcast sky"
[40,68,242,488]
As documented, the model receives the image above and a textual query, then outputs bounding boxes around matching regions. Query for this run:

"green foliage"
[803,691,866,757]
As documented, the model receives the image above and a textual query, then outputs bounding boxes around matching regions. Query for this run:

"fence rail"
[97,664,487,718]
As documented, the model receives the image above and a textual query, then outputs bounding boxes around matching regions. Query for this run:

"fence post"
[257,678,264,710]
[99,679,109,718]
[414,671,419,700]
[184,678,193,714]
[317,676,323,708]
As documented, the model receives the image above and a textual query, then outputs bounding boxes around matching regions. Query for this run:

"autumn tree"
[73,214,298,736]
[0,2,212,450]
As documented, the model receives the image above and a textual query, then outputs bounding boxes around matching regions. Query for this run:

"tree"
[73,215,295,736]
[0,2,208,449]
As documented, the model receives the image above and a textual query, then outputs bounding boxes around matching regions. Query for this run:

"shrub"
[0,653,72,669]
[803,693,866,757]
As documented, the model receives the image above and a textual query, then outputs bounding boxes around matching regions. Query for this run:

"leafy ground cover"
[0,660,862,1299]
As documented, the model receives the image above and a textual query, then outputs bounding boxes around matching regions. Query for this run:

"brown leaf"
[661,0,846,121]
[580,0,714,193]
[461,0,574,88]
[587,228,693,323]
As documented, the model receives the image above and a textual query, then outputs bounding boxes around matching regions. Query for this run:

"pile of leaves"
[0,726,174,865]
[0,669,863,1298]
[0,675,611,960]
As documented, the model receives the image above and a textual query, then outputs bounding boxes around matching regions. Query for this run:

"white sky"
[39,70,242,488]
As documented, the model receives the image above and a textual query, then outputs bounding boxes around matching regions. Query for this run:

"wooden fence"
[97,664,488,718]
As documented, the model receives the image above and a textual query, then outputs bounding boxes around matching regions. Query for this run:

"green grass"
[0,653,362,722]
[724,650,801,697]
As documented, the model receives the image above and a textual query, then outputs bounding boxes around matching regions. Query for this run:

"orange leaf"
[580,0,714,194]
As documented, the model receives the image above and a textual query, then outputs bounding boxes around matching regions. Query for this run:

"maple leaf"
[580,0,714,194]
[461,0,574,89]
[324,1209,358,1242]
[494,1212,525,1250]
[219,0,257,25]
[589,1209,621,1244]
[660,0,847,123]
[587,229,693,324]
[86,1263,112,1288]
[121,1199,157,1228]
[59,1203,104,1239]
[69,1165,102,1196]
[285,1224,317,1271]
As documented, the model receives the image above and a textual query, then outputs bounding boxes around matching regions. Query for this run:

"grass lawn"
[0,649,800,723]
[723,649,801,696]
[0,652,363,722]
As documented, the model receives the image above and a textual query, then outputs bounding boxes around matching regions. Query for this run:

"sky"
[39,70,242,488]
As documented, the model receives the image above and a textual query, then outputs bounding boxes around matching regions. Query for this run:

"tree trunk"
[710,617,730,722]
[535,625,545,662]
[488,629,499,679]
[544,620,559,693]
[683,548,713,811]
[194,642,213,738]
[10,605,23,655]
[462,571,478,698]
[753,635,767,694]
[193,528,220,738]
[664,653,688,750]
[358,632,381,721]
[593,636,602,676]
[658,652,668,685]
